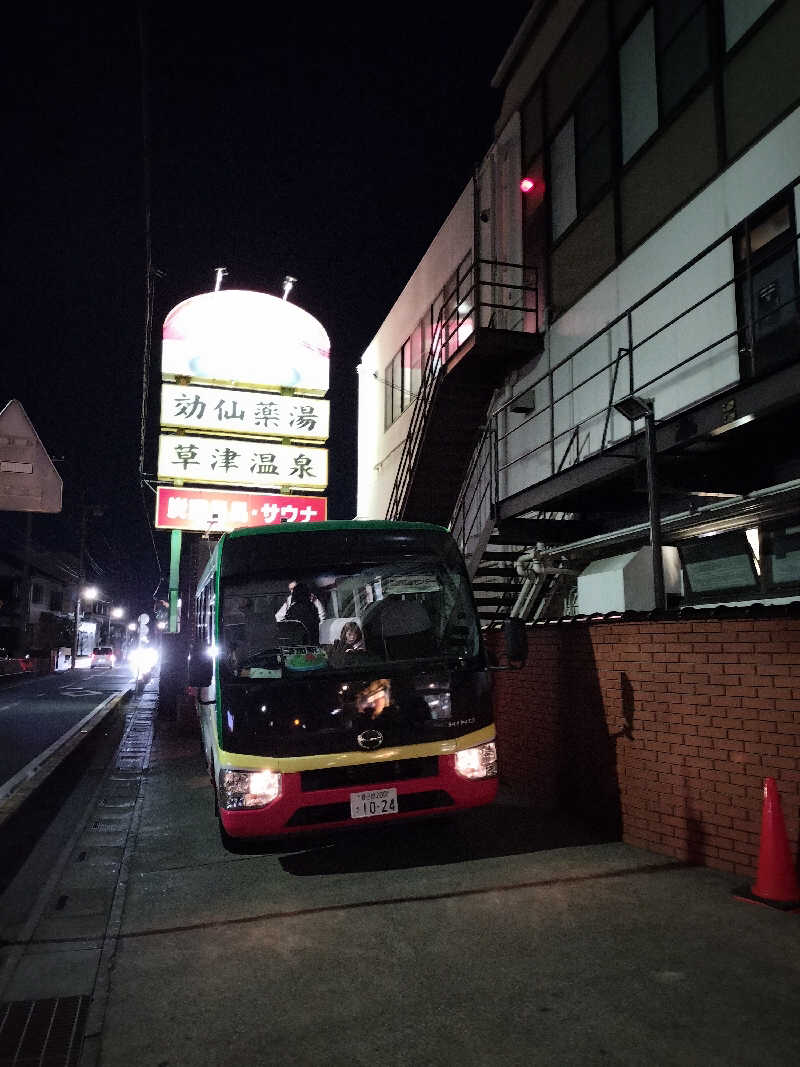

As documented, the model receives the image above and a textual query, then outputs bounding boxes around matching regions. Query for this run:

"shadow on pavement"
[221,802,617,876]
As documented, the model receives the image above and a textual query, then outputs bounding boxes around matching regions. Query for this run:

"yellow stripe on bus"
[215,724,496,773]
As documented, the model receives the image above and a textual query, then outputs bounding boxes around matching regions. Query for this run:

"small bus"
[189,520,525,843]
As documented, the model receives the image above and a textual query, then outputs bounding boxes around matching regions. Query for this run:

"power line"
[137,2,154,482]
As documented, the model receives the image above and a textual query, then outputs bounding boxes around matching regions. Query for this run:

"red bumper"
[219,754,497,838]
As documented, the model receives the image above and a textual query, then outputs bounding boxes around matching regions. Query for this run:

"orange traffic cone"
[734,777,800,912]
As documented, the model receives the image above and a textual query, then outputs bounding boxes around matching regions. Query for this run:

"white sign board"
[161,289,330,395]
[159,383,329,441]
[157,434,328,491]
[0,400,62,513]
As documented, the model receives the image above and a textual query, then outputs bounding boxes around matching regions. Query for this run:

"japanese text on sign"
[157,434,328,491]
[159,384,329,441]
[155,486,327,532]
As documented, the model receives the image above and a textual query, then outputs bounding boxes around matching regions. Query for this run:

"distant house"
[0,538,78,656]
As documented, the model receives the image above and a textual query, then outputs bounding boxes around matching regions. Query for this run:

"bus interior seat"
[276,619,310,645]
[364,598,435,659]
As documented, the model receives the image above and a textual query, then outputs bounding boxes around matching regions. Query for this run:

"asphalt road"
[0,666,133,787]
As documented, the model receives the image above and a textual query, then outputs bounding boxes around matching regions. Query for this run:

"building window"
[680,522,800,602]
[619,10,658,162]
[678,530,760,600]
[618,1,710,164]
[49,590,63,612]
[401,340,413,411]
[735,191,800,379]
[763,524,800,588]
[384,251,472,429]
[31,583,43,605]
[383,341,421,430]
[657,0,710,116]
[549,67,612,241]
[550,117,577,240]
[384,355,397,430]
[723,0,775,49]
[575,67,612,213]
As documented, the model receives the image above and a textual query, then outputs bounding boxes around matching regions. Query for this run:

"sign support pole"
[169,528,182,632]
[15,512,32,657]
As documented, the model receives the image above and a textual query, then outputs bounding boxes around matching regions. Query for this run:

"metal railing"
[450,420,497,565]
[452,177,800,549]
[386,257,538,521]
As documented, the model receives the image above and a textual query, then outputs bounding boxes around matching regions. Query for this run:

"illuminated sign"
[159,383,329,441]
[157,434,328,491]
[155,486,327,532]
[161,289,330,395]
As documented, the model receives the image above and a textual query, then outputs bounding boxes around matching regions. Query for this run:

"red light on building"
[520,177,536,193]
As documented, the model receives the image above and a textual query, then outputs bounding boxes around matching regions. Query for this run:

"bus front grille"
[286,790,454,827]
[300,757,439,792]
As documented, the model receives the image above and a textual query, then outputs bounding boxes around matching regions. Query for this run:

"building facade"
[357,0,800,624]
[0,544,76,658]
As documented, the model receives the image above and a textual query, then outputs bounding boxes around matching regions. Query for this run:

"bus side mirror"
[188,645,214,688]
[503,618,528,668]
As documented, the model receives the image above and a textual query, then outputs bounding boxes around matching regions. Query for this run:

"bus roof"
[196,520,454,592]
[224,519,450,542]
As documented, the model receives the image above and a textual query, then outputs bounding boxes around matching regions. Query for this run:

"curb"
[0,686,134,829]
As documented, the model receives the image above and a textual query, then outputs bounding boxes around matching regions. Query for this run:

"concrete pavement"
[1,682,799,1065]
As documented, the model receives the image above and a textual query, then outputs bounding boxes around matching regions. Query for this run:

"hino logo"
[357,729,384,751]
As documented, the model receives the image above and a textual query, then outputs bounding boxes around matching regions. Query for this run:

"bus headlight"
[218,768,281,809]
[454,740,497,779]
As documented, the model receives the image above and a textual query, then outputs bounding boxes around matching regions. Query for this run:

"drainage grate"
[115,759,142,770]
[88,821,125,833]
[0,996,88,1066]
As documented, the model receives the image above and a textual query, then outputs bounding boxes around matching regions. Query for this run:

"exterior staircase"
[386,258,541,525]
[463,515,589,628]
[469,532,528,627]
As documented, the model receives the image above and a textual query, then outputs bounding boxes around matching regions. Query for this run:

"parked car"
[91,646,116,668]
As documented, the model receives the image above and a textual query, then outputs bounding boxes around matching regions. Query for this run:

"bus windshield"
[218,528,482,680]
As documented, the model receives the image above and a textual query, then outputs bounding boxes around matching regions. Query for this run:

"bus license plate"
[350,788,399,819]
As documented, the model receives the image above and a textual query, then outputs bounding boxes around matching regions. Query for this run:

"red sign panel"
[155,485,327,533]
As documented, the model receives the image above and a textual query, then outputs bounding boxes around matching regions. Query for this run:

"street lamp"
[71,585,99,668]
[107,606,126,647]
[613,394,666,612]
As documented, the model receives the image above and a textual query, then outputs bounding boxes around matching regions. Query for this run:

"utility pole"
[15,512,33,657]
[71,505,88,670]
[71,501,102,668]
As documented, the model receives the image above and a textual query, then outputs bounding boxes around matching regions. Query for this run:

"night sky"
[3,2,532,615]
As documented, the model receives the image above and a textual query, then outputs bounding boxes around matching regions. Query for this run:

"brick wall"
[487,615,800,878]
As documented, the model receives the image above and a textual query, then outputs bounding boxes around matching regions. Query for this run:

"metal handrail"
[443,174,800,597]
[450,420,495,558]
[492,193,800,489]
[386,257,538,521]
